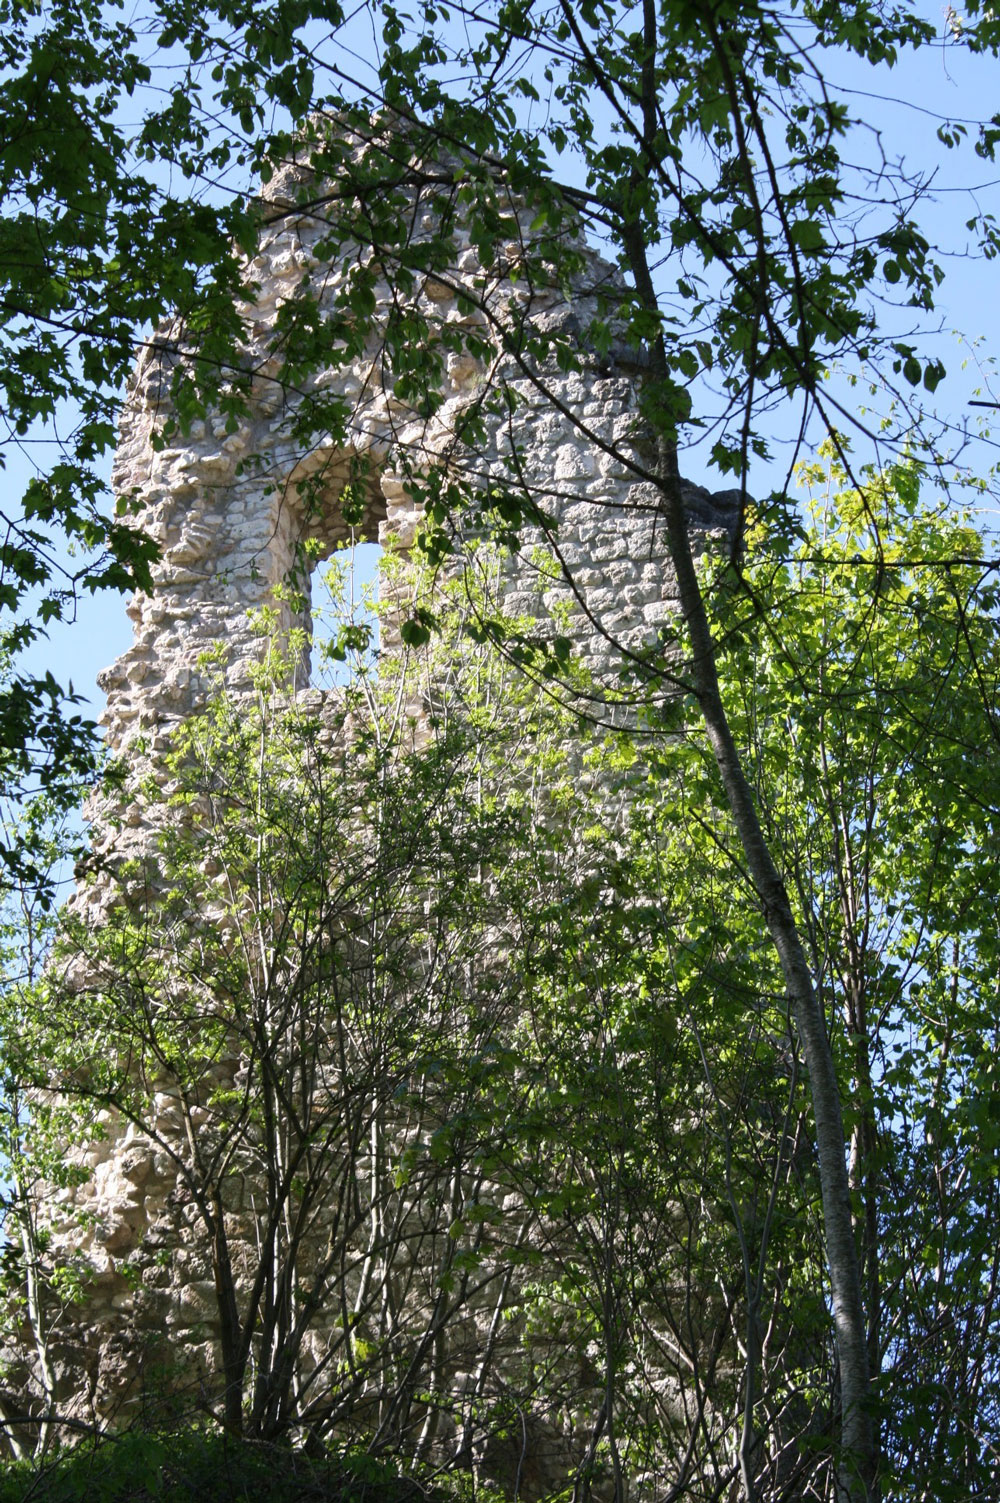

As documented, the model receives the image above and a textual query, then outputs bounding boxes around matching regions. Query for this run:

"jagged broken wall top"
[100,125,739,764]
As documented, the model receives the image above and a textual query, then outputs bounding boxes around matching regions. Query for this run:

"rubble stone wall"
[24,132,742,1489]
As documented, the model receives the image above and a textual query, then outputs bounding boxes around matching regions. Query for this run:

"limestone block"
[95,1219,139,1254]
[119,1149,152,1187]
[172,1281,219,1328]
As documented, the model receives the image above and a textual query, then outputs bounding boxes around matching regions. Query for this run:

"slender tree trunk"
[653,444,874,1500]
[209,1192,246,1437]
[612,98,875,1466]
[17,1172,57,1460]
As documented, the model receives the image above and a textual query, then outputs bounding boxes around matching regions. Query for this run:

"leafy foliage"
[707,454,1000,1497]
[4,2,1000,1498]
[0,1426,437,1502]
[0,577,833,1493]
[2,0,999,877]
[6,498,997,1495]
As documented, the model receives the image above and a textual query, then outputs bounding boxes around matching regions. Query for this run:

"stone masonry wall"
[19,127,743,1490]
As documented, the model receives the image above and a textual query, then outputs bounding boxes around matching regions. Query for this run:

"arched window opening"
[309,538,382,687]
[275,450,387,690]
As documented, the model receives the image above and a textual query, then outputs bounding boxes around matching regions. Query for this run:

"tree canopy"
[3,3,1000,1500]
[4,0,1000,882]
[4,474,999,1499]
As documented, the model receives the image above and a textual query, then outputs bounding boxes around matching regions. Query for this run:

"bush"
[0,1430,432,1503]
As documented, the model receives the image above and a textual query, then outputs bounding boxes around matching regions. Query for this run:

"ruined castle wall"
[98,142,737,759]
[21,134,742,1487]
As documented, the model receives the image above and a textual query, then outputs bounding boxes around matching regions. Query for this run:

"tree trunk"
[652,441,875,1500]
[209,1193,246,1437]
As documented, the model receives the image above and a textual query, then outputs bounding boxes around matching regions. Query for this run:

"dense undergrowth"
[0,1430,445,1503]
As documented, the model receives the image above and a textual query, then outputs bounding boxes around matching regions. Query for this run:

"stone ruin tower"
[15,125,743,1491]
